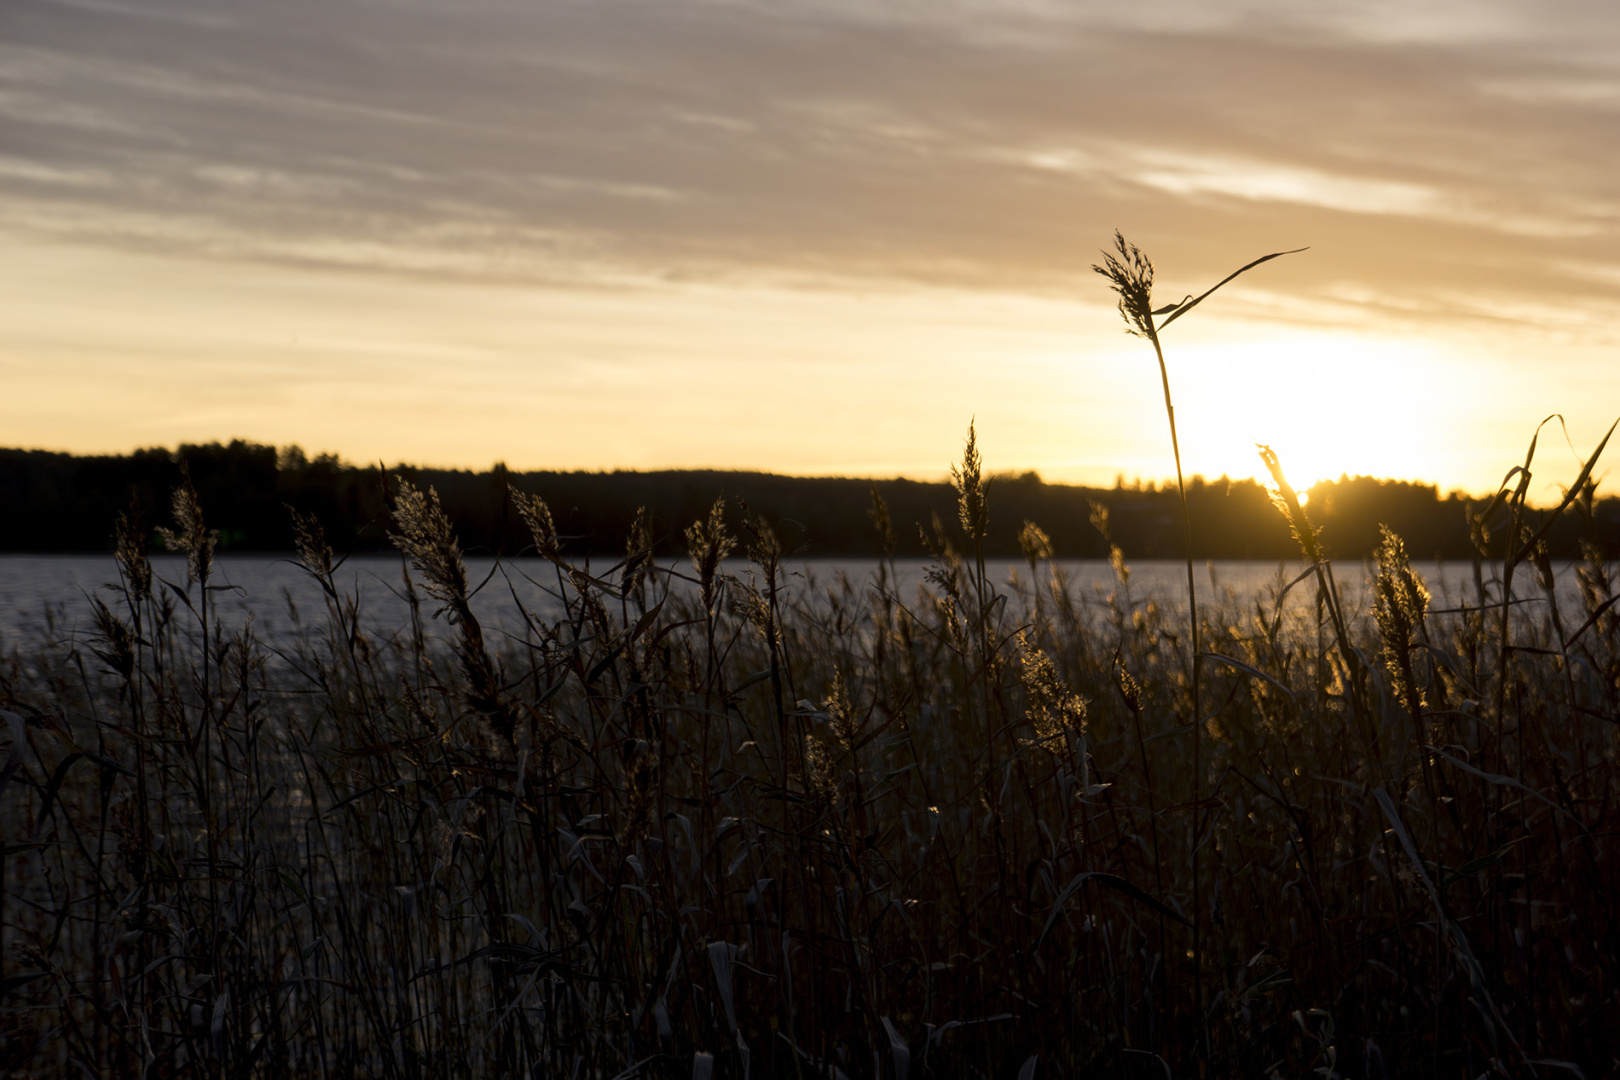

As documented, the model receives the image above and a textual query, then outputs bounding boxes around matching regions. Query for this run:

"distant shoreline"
[3,441,1617,560]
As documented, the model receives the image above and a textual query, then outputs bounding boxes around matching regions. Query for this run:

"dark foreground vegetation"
[1,422,1618,1078]
[4,441,1618,561]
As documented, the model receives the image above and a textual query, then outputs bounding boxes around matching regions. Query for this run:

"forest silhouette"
[3,440,1616,560]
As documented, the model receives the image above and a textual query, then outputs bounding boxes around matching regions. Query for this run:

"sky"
[3,0,1620,496]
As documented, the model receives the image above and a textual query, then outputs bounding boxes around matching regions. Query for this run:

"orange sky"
[3,0,1618,498]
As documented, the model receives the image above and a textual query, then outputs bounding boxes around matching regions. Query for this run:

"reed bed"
[3,238,1618,1077]
[0,431,1616,1079]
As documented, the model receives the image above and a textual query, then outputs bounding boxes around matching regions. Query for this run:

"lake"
[0,553,1591,653]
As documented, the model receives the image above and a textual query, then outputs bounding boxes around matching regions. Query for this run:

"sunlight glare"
[1170,332,1459,489]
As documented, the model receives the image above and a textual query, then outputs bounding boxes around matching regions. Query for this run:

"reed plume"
[511,484,561,559]
[390,478,472,620]
[686,494,734,613]
[390,476,513,744]
[1017,632,1086,753]
[1018,520,1052,569]
[157,470,216,588]
[113,509,151,604]
[1373,524,1431,719]
[1258,444,1324,564]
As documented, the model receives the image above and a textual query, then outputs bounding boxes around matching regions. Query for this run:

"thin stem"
[1145,321,1204,1055]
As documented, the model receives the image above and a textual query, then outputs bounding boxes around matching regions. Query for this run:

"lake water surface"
[0,553,1592,652]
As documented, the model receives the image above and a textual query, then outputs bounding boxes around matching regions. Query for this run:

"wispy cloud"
[3,0,1617,331]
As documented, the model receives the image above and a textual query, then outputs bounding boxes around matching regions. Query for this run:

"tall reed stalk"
[1094,232,1303,1045]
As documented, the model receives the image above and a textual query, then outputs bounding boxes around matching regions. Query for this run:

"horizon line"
[1,439,1521,502]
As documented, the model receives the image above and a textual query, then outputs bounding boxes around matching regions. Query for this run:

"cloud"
[1,0,1618,332]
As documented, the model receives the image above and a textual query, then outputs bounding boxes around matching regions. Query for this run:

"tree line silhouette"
[2,441,1616,561]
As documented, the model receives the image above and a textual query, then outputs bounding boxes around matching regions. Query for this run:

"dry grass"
[1,255,1618,1078]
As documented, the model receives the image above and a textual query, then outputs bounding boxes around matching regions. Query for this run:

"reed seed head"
[114,510,151,601]
[389,477,471,616]
[736,585,775,645]
[868,483,895,558]
[1093,231,1157,338]
[803,734,836,801]
[951,421,988,545]
[288,507,334,582]
[1018,520,1053,567]
[738,498,781,568]
[1087,500,1111,543]
[1257,444,1323,563]
[1112,650,1143,714]
[510,485,560,558]
[1017,632,1086,752]
[825,670,858,753]
[89,598,136,680]
[687,495,735,603]
[157,472,217,587]
[623,506,653,594]
[1373,525,1430,712]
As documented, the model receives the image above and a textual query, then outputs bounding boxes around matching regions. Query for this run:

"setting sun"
[1172,332,1470,489]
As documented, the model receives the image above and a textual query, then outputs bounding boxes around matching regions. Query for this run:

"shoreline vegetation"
[3,424,1618,1077]
[3,442,1618,561]
[4,237,1620,1077]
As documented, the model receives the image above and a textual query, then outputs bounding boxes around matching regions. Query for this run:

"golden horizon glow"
[3,0,1619,503]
